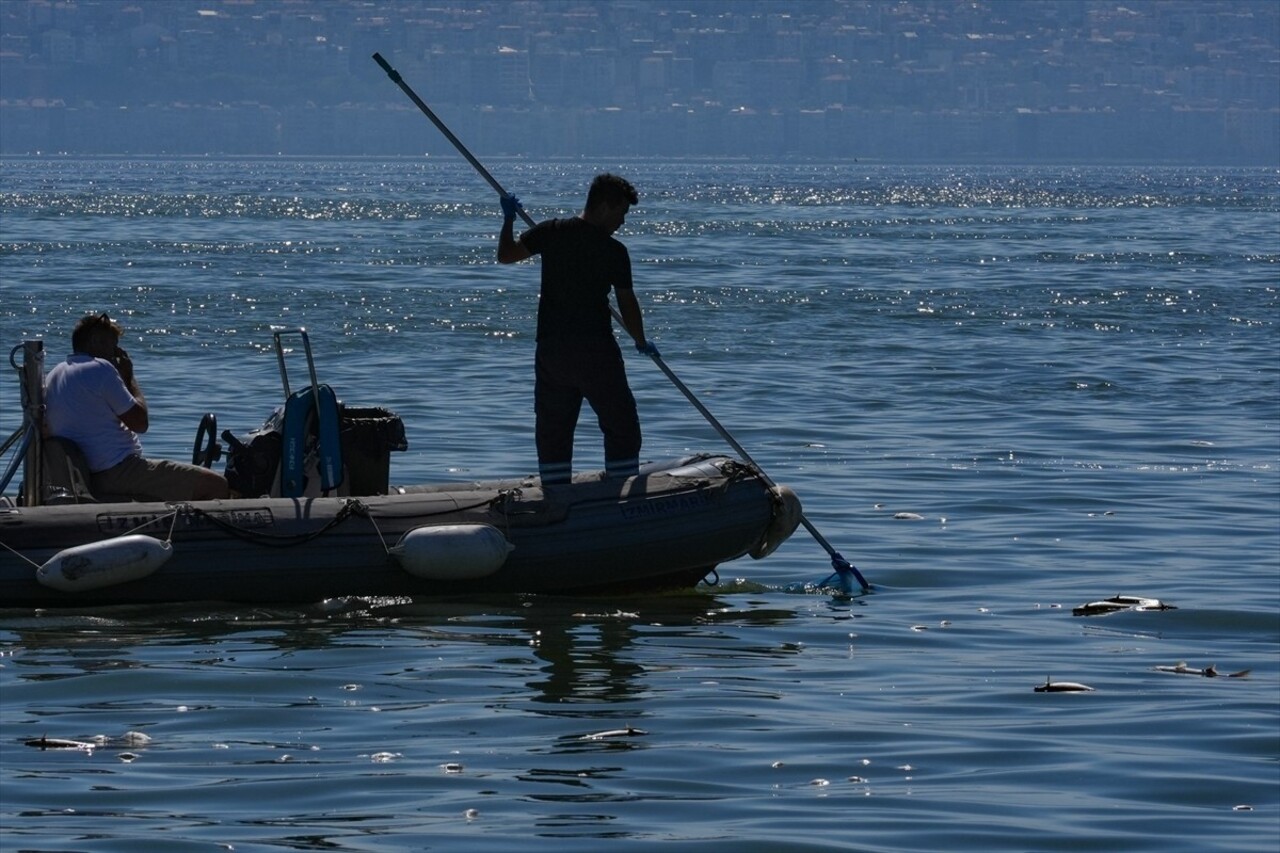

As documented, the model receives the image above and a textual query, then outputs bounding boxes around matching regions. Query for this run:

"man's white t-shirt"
[44,353,143,472]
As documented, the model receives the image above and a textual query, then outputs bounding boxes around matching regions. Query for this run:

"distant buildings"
[1,0,1276,162]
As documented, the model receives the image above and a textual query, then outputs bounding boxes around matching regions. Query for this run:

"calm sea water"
[1,158,1277,852]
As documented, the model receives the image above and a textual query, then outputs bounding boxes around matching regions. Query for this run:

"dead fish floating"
[579,726,648,741]
[1154,662,1250,678]
[1034,677,1096,693]
[23,736,97,751]
[1072,595,1176,616]
[22,731,152,751]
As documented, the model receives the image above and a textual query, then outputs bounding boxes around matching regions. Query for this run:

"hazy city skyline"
[1,0,1277,162]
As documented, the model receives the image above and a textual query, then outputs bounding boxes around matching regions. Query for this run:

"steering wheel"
[192,413,222,468]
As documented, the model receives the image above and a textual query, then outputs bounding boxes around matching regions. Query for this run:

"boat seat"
[42,438,139,504]
[42,436,99,504]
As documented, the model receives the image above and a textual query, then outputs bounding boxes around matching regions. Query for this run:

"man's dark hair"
[586,173,638,211]
[72,312,123,353]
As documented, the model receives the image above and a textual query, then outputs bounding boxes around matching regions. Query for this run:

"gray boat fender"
[37,535,173,592]
[389,523,513,580]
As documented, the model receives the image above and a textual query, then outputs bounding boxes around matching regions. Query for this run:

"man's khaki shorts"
[91,454,213,502]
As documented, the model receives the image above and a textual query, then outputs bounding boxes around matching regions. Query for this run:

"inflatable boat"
[1,335,802,608]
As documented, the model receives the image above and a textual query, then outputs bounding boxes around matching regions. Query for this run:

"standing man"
[497,173,657,485]
[44,312,231,502]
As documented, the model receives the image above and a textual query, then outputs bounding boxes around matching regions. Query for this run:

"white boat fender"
[37,535,174,592]
[389,524,513,580]
[750,486,803,559]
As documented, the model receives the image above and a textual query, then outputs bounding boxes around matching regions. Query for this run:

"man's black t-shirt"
[521,216,632,343]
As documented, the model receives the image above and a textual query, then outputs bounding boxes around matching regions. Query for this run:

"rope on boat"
[0,508,182,570]
[354,494,501,520]
[164,510,179,543]
[5,493,506,566]
[187,499,369,548]
[349,492,519,550]
[185,495,497,551]
[0,538,41,570]
[361,506,392,555]
[112,507,197,547]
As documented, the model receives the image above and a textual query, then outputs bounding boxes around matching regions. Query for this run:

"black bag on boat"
[339,406,407,496]
[222,411,283,498]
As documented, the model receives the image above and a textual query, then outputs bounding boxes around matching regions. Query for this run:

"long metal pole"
[372,52,869,592]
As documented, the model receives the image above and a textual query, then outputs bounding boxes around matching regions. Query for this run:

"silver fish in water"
[1034,677,1095,693]
[1154,662,1250,678]
[1072,595,1176,616]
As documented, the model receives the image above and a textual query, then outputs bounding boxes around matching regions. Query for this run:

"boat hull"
[0,456,799,607]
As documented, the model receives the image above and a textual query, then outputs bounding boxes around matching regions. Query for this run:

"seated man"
[44,313,230,502]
